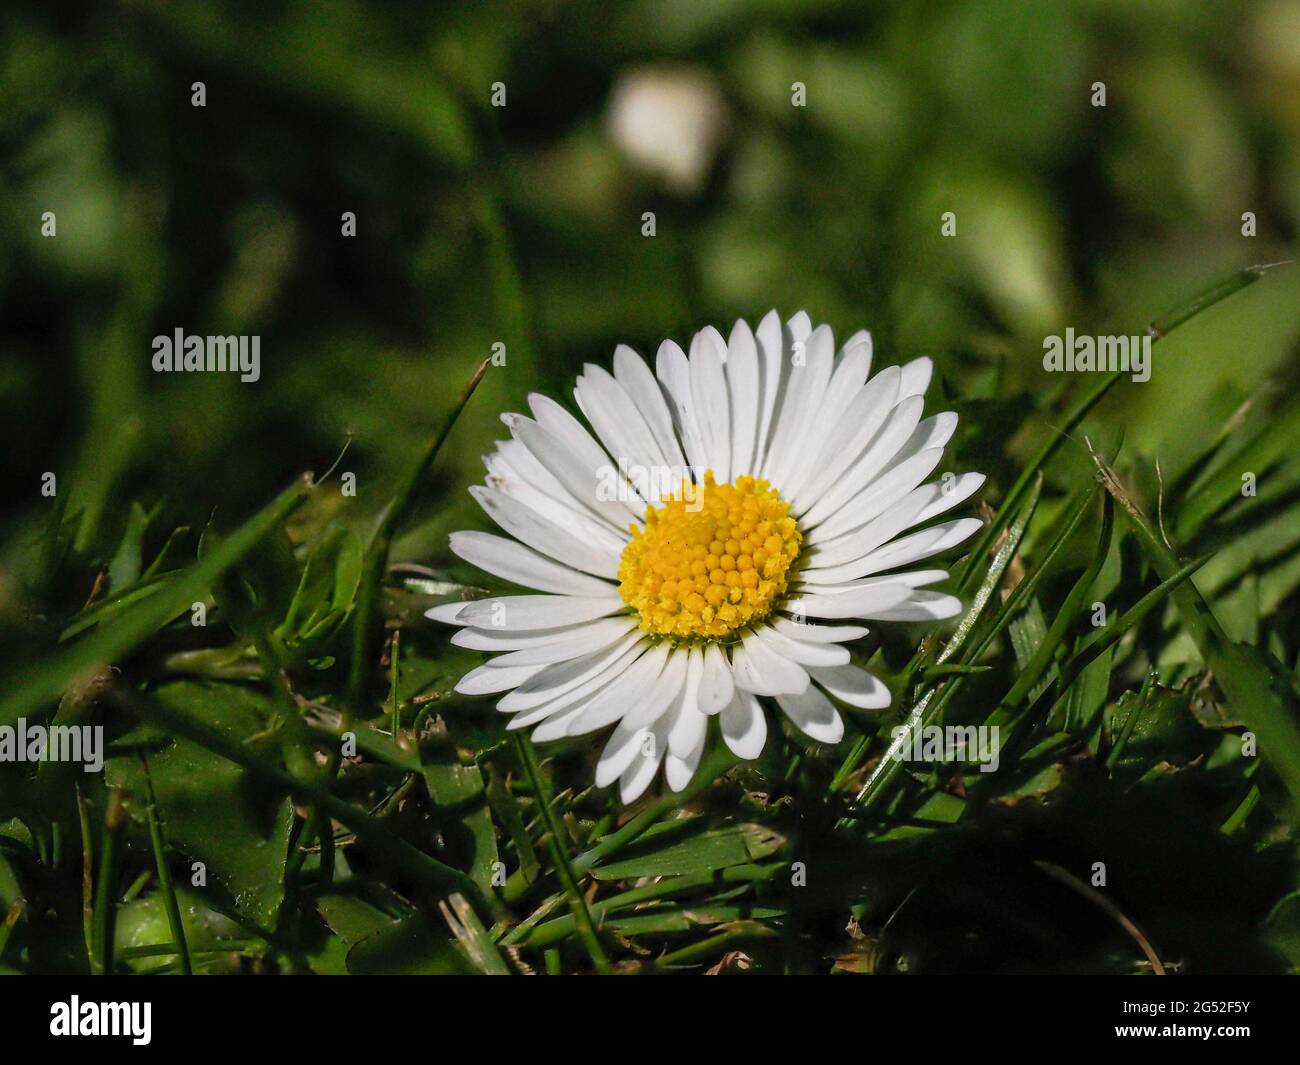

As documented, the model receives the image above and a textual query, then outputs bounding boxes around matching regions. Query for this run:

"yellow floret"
[618,472,802,639]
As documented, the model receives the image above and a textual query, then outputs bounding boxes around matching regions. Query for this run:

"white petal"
[596,717,655,787]
[725,319,761,475]
[771,616,870,643]
[528,702,594,741]
[483,616,637,667]
[668,700,707,762]
[811,477,979,574]
[454,660,547,695]
[451,622,608,651]
[898,356,933,398]
[426,601,473,625]
[786,311,813,342]
[842,517,983,580]
[808,663,891,709]
[788,582,914,620]
[665,732,705,792]
[562,641,670,733]
[496,633,646,712]
[839,329,873,369]
[775,686,844,744]
[619,646,689,731]
[763,323,833,488]
[731,632,810,696]
[490,438,570,505]
[698,640,735,713]
[576,363,669,473]
[833,337,872,389]
[753,310,787,470]
[867,591,963,621]
[506,676,616,728]
[902,411,958,457]
[800,572,950,599]
[528,393,629,491]
[792,366,900,514]
[506,702,579,733]
[701,324,729,363]
[801,484,934,574]
[470,485,621,579]
[720,690,767,759]
[799,395,924,529]
[750,624,850,667]
[689,328,731,480]
[449,531,615,597]
[614,344,687,471]
[619,714,671,802]
[656,339,710,475]
[914,472,985,524]
[759,325,832,491]
[780,336,871,499]
[505,413,643,528]
[809,448,945,544]
[668,647,705,756]
[456,592,624,630]
[485,446,629,553]
[876,568,949,588]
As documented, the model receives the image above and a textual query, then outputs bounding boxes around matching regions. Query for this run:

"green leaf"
[345,914,471,975]
[114,888,249,974]
[59,572,183,642]
[875,791,966,840]
[1262,891,1300,970]
[419,727,499,894]
[278,524,363,652]
[0,849,19,911]
[200,517,301,639]
[591,822,786,880]
[107,501,158,594]
[315,889,471,974]
[111,682,294,930]
[1103,685,1205,771]
[1060,645,1114,734]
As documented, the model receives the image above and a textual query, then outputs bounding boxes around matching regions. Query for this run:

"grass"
[3,1,1300,975]
[1,262,1299,975]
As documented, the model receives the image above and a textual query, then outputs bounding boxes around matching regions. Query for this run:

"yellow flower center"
[618,472,802,640]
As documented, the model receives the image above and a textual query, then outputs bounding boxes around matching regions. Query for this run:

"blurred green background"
[3,0,1299,607]
[4,0,1300,977]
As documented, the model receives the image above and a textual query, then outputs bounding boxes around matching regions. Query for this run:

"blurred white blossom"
[606,67,728,194]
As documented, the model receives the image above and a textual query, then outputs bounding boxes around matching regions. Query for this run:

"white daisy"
[427,311,984,802]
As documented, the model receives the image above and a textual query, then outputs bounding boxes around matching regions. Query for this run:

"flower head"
[428,311,984,802]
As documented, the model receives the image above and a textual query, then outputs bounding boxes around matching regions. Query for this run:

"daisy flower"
[428,311,984,802]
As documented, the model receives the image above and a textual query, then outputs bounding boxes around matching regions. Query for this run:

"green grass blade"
[139,754,193,975]
[957,259,1287,594]
[513,735,610,973]
[1089,446,1300,815]
[347,358,489,716]
[0,475,315,727]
